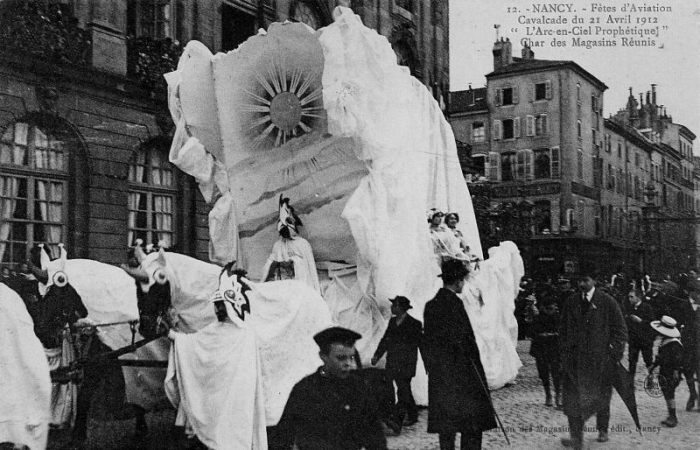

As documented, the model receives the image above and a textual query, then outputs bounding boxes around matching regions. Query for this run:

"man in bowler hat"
[371,296,423,427]
[559,265,627,449]
[423,259,497,450]
[273,326,387,450]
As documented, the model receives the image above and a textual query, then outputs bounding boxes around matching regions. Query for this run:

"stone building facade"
[450,39,696,278]
[0,0,449,269]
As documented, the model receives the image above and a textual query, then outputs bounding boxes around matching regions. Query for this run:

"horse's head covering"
[38,243,68,296]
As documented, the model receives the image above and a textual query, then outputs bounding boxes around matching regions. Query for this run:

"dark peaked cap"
[313,326,362,349]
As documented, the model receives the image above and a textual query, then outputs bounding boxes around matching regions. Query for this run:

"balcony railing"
[126,35,182,92]
[0,1,182,93]
[0,0,91,66]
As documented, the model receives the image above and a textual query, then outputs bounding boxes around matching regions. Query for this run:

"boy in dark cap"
[272,326,387,450]
[371,296,423,427]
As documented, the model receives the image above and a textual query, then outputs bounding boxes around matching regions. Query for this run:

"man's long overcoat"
[423,287,497,434]
[560,288,627,420]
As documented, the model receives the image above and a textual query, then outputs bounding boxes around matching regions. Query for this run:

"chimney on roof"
[492,37,513,71]
[651,84,657,105]
[521,42,535,59]
[646,91,651,105]
[639,93,643,106]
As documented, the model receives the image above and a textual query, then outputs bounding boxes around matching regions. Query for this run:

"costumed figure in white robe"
[261,195,320,292]
[35,244,79,429]
[165,269,267,450]
[0,283,52,450]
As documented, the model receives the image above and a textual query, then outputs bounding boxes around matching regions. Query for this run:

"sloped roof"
[449,87,488,114]
[487,57,607,91]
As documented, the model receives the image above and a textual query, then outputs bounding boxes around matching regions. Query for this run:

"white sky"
[449,0,700,150]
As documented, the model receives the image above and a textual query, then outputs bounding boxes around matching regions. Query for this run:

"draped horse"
[122,245,333,448]
[27,244,170,450]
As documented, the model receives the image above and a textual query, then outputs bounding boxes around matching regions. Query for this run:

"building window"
[1,122,69,268]
[488,152,500,181]
[577,120,582,138]
[495,86,518,106]
[472,122,485,143]
[576,83,581,103]
[577,149,583,179]
[534,149,550,179]
[535,114,548,136]
[617,168,624,194]
[608,164,616,191]
[605,134,611,152]
[534,81,551,101]
[501,152,516,182]
[516,149,533,181]
[138,0,173,38]
[592,129,597,148]
[635,152,640,167]
[533,200,551,234]
[128,146,177,247]
[471,154,486,179]
[551,147,560,178]
[395,0,415,12]
[617,142,622,158]
[534,148,561,180]
[503,119,514,139]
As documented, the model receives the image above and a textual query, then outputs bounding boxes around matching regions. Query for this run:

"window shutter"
[545,80,552,99]
[493,120,502,140]
[488,152,500,181]
[531,84,535,102]
[542,114,548,135]
[525,149,534,181]
[526,115,535,136]
[514,116,521,138]
[513,86,519,104]
[551,147,560,178]
[495,89,502,106]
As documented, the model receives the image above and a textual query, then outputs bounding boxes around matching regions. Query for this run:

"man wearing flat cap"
[371,296,423,427]
[272,326,387,450]
[423,259,496,450]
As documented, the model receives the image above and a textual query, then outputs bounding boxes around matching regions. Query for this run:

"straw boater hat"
[650,315,681,338]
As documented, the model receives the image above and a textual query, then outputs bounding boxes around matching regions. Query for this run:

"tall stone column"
[89,0,128,75]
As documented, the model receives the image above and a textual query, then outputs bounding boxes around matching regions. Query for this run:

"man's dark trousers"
[394,376,418,422]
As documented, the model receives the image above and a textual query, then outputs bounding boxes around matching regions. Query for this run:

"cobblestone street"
[48,340,700,450]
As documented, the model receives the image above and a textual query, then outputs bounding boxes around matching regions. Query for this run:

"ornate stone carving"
[36,85,60,113]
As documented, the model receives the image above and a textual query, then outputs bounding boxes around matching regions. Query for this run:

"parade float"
[164,6,523,406]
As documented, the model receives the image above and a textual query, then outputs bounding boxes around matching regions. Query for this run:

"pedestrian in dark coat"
[423,259,497,450]
[371,295,422,427]
[529,297,562,408]
[559,268,627,450]
[648,316,683,427]
[272,326,387,450]
[623,289,656,377]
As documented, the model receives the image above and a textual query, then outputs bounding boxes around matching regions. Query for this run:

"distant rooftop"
[449,87,487,114]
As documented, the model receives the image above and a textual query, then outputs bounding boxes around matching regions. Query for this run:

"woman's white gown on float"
[460,241,523,390]
[261,233,321,293]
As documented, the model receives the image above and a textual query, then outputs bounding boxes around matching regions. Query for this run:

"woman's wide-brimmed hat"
[650,315,681,338]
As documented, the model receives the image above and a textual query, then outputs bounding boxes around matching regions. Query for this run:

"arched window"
[1,119,78,267]
[128,142,177,247]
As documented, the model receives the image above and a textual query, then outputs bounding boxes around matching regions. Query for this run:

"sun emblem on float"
[239,61,324,149]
